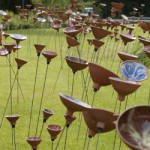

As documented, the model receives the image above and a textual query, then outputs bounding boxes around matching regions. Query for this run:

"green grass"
[0,26,149,150]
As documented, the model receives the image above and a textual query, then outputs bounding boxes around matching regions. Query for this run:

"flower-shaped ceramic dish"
[117,52,138,61]
[59,93,91,116]
[116,105,150,150]
[65,56,88,73]
[120,60,148,82]
[10,34,27,41]
[0,48,9,56]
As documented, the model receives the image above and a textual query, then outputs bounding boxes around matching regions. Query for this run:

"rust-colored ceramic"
[120,34,136,45]
[83,108,118,137]
[3,43,16,52]
[42,50,58,63]
[5,115,20,128]
[34,44,45,56]
[64,26,83,37]
[144,46,150,58]
[117,105,150,150]
[26,137,42,150]
[0,47,9,56]
[65,56,88,73]
[15,58,27,69]
[59,93,91,117]
[138,38,150,46]
[109,77,141,101]
[47,124,63,141]
[117,52,138,61]
[111,2,125,11]
[91,26,111,40]
[3,33,10,39]
[92,39,104,51]
[89,63,118,91]
[13,45,22,52]
[43,109,54,123]
[64,114,76,127]
[66,36,80,48]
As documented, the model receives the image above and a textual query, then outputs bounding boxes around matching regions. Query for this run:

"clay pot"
[109,77,141,101]
[120,34,136,45]
[66,36,80,48]
[65,56,88,73]
[26,137,42,150]
[5,115,20,128]
[144,46,150,58]
[117,52,138,61]
[92,39,104,51]
[138,38,150,46]
[34,44,45,56]
[43,109,54,123]
[3,33,10,39]
[83,108,118,137]
[59,93,91,117]
[3,43,16,53]
[91,26,111,40]
[13,45,22,52]
[42,50,58,64]
[116,105,150,150]
[15,58,27,69]
[64,114,76,127]
[0,47,9,56]
[126,26,135,34]
[120,24,126,31]
[89,63,118,91]
[63,26,83,38]
[47,125,63,141]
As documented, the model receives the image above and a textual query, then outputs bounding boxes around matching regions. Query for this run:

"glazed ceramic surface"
[120,61,147,81]
[10,34,27,40]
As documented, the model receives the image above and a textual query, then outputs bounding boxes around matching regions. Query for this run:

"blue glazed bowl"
[120,61,148,81]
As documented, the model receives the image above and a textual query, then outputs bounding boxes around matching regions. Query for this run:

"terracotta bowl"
[89,63,118,91]
[26,137,42,150]
[15,58,27,69]
[47,124,63,141]
[144,46,150,59]
[0,47,9,56]
[65,56,88,73]
[91,26,111,40]
[43,109,54,122]
[66,36,80,48]
[109,77,141,101]
[117,105,150,150]
[120,34,136,45]
[5,115,20,128]
[59,93,91,117]
[83,108,118,137]
[138,38,150,46]
[117,52,138,61]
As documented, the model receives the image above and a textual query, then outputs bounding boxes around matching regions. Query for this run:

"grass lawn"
[0,26,149,150]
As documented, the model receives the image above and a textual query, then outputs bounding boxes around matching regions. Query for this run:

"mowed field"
[0,26,149,150]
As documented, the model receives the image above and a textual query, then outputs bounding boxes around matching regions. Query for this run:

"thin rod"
[14,128,17,150]
[0,70,18,127]
[28,56,40,136]
[71,73,75,97]
[6,56,26,102]
[52,141,53,150]
[83,128,88,150]
[35,63,49,137]
[55,124,66,150]
[112,101,122,150]
[91,92,96,107]
[87,138,91,150]
[39,122,44,137]
[64,128,68,150]
[95,133,100,150]
[9,54,12,115]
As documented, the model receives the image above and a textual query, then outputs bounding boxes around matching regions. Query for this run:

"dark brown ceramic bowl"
[117,52,138,61]
[89,63,118,91]
[65,56,88,73]
[117,105,150,150]
[109,77,141,101]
